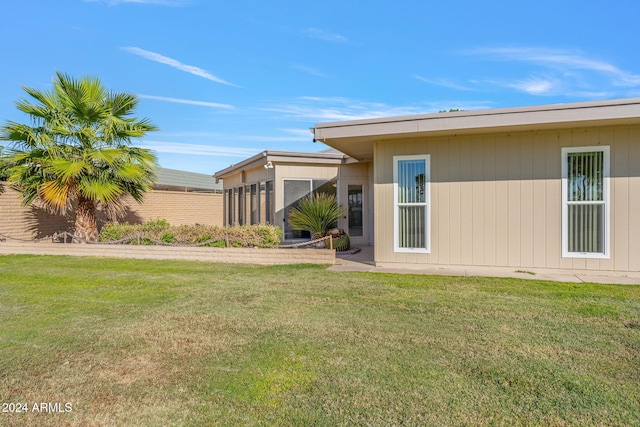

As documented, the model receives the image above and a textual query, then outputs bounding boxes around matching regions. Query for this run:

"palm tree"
[0,72,158,242]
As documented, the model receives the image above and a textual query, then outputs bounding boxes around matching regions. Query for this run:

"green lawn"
[0,255,639,426]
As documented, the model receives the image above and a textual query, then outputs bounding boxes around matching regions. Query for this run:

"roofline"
[314,97,640,131]
[312,97,640,161]
[213,149,348,179]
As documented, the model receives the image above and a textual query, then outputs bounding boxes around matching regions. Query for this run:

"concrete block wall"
[117,190,224,227]
[0,184,73,240]
[0,183,224,241]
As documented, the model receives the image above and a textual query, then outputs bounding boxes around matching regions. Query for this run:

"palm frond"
[77,175,122,204]
[49,158,89,182]
[86,147,122,166]
[38,179,72,212]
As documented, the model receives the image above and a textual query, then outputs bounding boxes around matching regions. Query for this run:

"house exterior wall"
[220,165,276,226]
[374,124,640,272]
[338,162,373,245]
[0,183,223,240]
[221,165,275,188]
[219,161,372,242]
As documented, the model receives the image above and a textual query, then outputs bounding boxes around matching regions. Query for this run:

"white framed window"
[393,155,430,253]
[561,146,610,258]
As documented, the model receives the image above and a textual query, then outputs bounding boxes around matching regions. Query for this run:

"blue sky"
[1,0,639,174]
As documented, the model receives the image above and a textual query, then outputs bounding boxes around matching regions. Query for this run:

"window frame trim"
[393,154,431,254]
[561,145,610,259]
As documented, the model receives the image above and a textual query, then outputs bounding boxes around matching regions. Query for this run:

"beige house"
[313,97,640,273]
[214,149,373,245]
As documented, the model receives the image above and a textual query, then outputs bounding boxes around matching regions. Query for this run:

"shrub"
[325,227,351,251]
[288,193,344,239]
[98,220,282,248]
[332,233,351,251]
[143,219,170,233]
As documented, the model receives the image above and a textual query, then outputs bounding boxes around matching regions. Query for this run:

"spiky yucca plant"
[288,192,344,239]
[0,72,158,242]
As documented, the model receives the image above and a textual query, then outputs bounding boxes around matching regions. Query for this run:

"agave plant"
[288,192,344,239]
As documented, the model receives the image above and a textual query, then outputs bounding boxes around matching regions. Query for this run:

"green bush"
[98,220,282,248]
[143,219,170,233]
[325,228,351,251]
[332,233,351,251]
[289,193,343,239]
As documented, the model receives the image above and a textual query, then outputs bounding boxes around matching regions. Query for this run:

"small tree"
[288,192,343,239]
[0,72,158,242]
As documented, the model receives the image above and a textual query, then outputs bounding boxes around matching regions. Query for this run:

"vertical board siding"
[459,138,474,265]
[612,127,629,271]
[507,135,522,267]
[471,136,485,265]
[520,133,534,267]
[448,139,462,265]
[483,136,497,266]
[532,133,547,268]
[544,133,562,269]
[495,136,510,266]
[436,139,450,264]
[628,127,640,271]
[375,124,640,272]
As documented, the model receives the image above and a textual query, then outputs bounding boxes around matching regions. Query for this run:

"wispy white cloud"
[279,128,315,137]
[140,141,259,157]
[414,76,475,91]
[473,47,640,86]
[121,47,239,86]
[303,28,348,43]
[293,64,327,78]
[505,77,557,95]
[264,97,489,122]
[138,94,234,109]
[464,47,640,97]
[153,131,311,143]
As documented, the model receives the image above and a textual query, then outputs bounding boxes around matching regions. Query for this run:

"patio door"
[343,182,367,245]
[348,185,364,238]
[283,179,312,240]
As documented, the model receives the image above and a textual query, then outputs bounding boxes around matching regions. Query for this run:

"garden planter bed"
[0,241,335,265]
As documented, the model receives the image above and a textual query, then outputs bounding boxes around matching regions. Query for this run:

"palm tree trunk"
[74,196,99,243]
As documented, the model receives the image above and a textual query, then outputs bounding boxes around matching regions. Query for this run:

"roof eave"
[213,150,349,180]
[313,97,640,161]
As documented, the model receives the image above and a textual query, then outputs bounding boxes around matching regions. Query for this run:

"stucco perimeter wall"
[374,124,640,273]
[0,183,223,240]
[0,241,335,265]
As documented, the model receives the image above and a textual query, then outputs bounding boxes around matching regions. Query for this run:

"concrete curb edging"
[0,242,335,265]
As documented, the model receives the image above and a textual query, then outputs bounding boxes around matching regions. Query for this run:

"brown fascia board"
[213,150,348,181]
[313,98,640,156]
